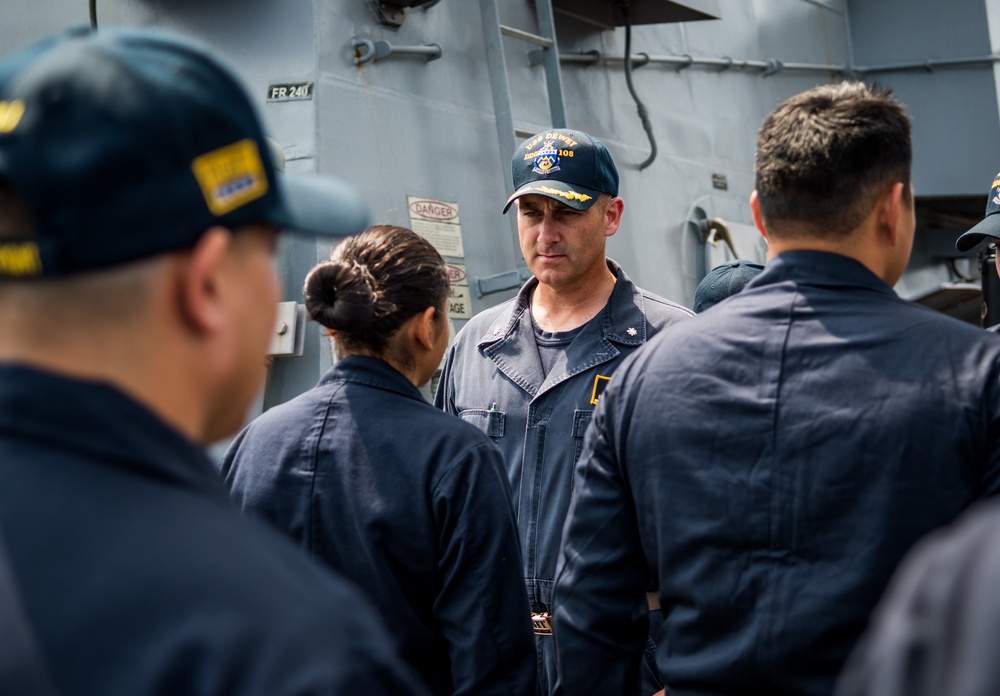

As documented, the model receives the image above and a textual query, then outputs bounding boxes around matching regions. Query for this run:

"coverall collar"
[317,354,426,402]
[0,363,229,505]
[477,259,650,350]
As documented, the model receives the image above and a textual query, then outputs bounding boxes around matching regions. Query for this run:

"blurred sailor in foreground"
[836,497,1000,696]
[0,27,426,696]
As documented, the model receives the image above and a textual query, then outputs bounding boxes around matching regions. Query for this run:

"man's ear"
[878,182,906,247]
[604,197,625,238]
[750,190,769,241]
[173,226,233,334]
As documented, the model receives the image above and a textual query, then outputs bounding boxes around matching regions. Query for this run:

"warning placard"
[446,263,468,286]
[408,196,464,258]
[449,285,473,319]
[445,263,472,319]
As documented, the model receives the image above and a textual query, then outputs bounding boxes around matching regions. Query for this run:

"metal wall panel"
[3,0,998,408]
[849,0,999,197]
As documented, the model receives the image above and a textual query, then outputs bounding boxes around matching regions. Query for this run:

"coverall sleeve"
[835,502,1000,696]
[259,599,435,696]
[978,359,1000,497]
[431,441,536,696]
[434,345,459,414]
[552,378,650,696]
[216,423,251,483]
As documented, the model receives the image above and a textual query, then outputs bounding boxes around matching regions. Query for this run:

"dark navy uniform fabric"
[0,364,426,696]
[0,524,59,696]
[221,356,536,696]
[836,499,1000,696]
[435,260,692,691]
[554,251,1000,696]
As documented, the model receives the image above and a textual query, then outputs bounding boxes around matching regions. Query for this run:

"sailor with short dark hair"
[553,82,1000,696]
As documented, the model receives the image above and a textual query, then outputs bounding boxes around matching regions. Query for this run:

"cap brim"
[502,180,603,214]
[276,173,369,237]
[956,213,1000,252]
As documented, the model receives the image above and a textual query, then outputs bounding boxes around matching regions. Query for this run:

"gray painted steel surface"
[2,0,998,413]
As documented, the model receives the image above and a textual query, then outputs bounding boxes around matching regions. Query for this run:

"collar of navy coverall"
[476,258,649,349]
[751,250,899,297]
[316,354,425,402]
[0,363,231,504]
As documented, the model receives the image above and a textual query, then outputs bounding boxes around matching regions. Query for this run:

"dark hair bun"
[302,225,449,355]
[304,263,339,312]
[304,259,377,332]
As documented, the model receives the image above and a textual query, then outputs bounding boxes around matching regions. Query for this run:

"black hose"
[89,0,97,29]
[622,9,656,170]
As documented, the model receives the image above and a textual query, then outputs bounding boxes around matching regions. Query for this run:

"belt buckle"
[531,612,553,636]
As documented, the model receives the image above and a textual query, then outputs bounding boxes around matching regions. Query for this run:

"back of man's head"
[0,177,159,340]
[0,28,371,443]
[754,82,911,239]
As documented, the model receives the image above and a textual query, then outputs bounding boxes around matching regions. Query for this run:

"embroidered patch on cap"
[0,100,25,135]
[191,138,268,216]
[531,140,561,175]
[0,241,42,277]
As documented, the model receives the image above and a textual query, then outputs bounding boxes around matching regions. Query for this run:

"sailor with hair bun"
[222,224,537,696]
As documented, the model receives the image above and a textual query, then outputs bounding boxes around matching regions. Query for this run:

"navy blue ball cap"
[503,128,619,213]
[694,259,765,313]
[956,172,1000,252]
[0,28,368,279]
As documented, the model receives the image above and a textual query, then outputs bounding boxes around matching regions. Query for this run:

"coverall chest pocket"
[459,409,505,440]
[572,409,593,464]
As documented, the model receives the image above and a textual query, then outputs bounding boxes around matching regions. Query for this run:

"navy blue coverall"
[836,497,1000,696]
[554,251,1000,696]
[0,364,424,696]
[435,260,692,692]
[222,356,536,696]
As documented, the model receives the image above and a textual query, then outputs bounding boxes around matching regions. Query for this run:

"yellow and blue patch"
[0,241,42,277]
[0,100,25,135]
[191,138,268,216]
